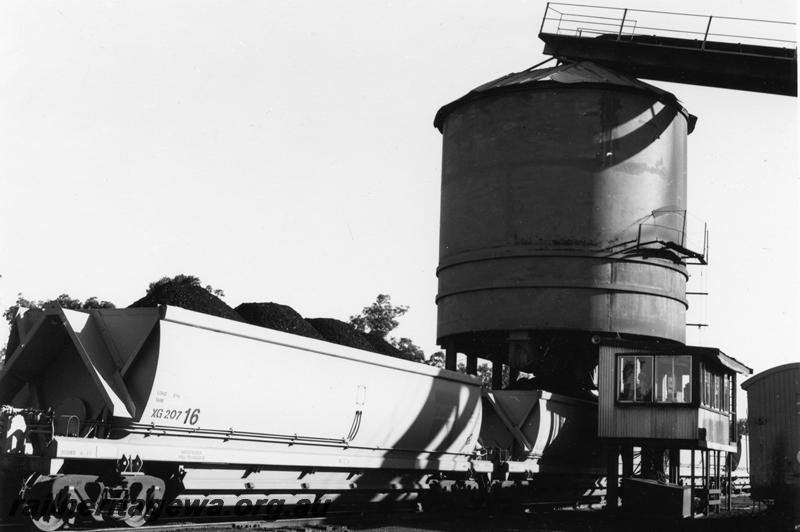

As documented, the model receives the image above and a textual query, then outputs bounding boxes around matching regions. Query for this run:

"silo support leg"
[669,448,680,483]
[445,340,457,371]
[466,355,477,376]
[621,445,633,479]
[605,445,620,511]
[492,361,503,389]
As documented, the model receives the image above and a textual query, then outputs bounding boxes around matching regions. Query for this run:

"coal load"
[306,318,375,352]
[235,302,324,340]
[129,281,243,322]
[362,332,412,360]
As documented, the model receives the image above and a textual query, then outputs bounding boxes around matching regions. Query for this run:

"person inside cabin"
[636,358,652,401]
[621,362,635,401]
[664,374,675,402]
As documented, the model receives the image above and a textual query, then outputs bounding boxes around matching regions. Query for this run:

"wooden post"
[606,445,619,511]
[715,450,721,513]
[621,445,634,479]
[445,339,457,371]
[690,449,695,510]
[704,449,710,517]
[466,355,477,376]
[669,448,680,484]
[725,452,732,511]
[492,360,503,389]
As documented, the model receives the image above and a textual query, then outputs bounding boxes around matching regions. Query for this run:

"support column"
[669,448,680,484]
[704,449,711,517]
[621,445,634,479]
[445,339,457,371]
[715,450,721,513]
[492,360,503,389]
[466,355,477,376]
[605,445,619,511]
[725,452,732,511]
[690,449,696,510]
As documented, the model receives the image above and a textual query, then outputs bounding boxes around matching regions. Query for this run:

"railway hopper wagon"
[0,305,602,529]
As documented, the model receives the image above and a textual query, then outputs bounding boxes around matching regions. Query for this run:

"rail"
[635,209,708,265]
[540,3,796,54]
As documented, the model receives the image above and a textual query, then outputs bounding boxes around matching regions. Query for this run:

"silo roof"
[433,61,696,133]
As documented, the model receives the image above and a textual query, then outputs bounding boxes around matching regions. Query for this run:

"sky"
[1,1,797,405]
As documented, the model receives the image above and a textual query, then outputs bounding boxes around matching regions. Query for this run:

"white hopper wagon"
[0,305,601,529]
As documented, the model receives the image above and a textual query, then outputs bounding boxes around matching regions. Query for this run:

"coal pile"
[129,281,243,322]
[235,302,324,341]
[362,332,412,360]
[306,318,375,351]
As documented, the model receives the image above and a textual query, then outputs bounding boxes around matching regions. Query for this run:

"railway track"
[0,517,348,532]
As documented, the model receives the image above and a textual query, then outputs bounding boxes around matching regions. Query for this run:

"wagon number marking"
[151,408,200,425]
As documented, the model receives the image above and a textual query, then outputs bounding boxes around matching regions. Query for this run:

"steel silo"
[434,62,699,370]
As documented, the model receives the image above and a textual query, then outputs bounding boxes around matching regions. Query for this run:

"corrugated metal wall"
[744,364,800,494]
[599,345,696,439]
[599,344,735,449]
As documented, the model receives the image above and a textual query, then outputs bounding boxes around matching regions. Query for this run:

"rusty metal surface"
[435,78,691,346]
[742,363,800,500]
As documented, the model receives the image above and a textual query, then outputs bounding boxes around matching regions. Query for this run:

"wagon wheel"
[29,513,65,532]
[122,512,148,528]
[121,483,161,527]
[25,478,71,531]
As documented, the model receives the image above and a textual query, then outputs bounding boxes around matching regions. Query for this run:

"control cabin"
[598,340,752,452]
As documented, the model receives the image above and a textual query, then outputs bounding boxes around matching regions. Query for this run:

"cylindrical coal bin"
[434,62,696,346]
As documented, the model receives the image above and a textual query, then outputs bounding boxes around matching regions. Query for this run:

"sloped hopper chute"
[0,306,162,429]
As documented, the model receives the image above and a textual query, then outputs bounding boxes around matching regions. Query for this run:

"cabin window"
[619,355,650,402]
[701,365,732,413]
[655,355,691,403]
[618,354,692,404]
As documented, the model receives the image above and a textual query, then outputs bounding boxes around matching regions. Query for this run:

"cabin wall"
[598,346,730,448]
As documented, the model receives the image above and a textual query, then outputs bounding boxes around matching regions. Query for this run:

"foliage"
[390,337,425,362]
[1,293,115,369]
[426,351,493,388]
[350,294,426,362]
[476,362,494,388]
[349,294,408,336]
[426,351,445,368]
[146,275,225,298]
[737,418,749,435]
[3,293,115,325]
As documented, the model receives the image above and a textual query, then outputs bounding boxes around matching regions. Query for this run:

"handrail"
[541,2,797,51]
[545,2,796,24]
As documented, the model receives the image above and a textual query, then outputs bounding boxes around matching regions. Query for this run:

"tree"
[2,293,115,368]
[391,337,424,362]
[426,351,445,368]
[3,293,115,325]
[425,351,493,388]
[737,418,749,435]
[476,362,494,389]
[349,294,408,336]
[350,294,427,361]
